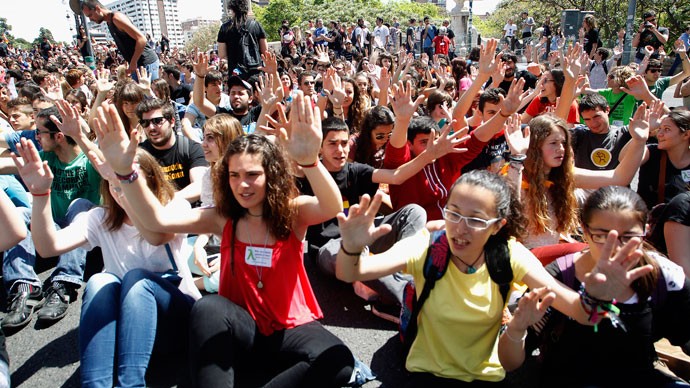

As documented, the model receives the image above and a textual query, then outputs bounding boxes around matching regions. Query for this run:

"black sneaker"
[36,282,71,322]
[2,285,45,329]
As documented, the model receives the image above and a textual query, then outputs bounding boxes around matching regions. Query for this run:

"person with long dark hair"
[217,0,267,83]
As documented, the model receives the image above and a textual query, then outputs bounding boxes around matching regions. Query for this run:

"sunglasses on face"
[302,81,316,85]
[139,116,168,128]
[306,62,315,66]
[648,68,662,73]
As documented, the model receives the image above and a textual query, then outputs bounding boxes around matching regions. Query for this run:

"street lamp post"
[468,0,473,50]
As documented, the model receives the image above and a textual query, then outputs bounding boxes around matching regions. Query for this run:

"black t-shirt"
[298,162,379,249]
[216,105,262,134]
[139,135,208,190]
[489,70,537,93]
[328,29,342,52]
[406,26,415,50]
[171,83,193,106]
[638,144,690,209]
[571,124,631,170]
[635,27,670,60]
[217,19,267,76]
[648,191,690,254]
[583,28,600,55]
[0,43,8,58]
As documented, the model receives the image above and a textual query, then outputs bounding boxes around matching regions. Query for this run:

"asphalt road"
[3,87,684,388]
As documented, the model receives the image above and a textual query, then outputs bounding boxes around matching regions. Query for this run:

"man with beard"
[137,99,208,202]
[486,51,537,93]
[193,75,262,134]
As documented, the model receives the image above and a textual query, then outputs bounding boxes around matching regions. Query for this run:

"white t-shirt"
[503,23,517,37]
[373,25,390,49]
[75,200,201,300]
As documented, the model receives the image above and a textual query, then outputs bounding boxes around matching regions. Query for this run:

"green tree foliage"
[32,28,56,47]
[256,0,443,41]
[480,0,690,50]
[184,21,222,52]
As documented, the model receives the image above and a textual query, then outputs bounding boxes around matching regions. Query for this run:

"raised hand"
[647,99,666,132]
[563,43,583,81]
[92,101,138,175]
[500,78,528,115]
[261,103,289,138]
[674,39,687,55]
[11,138,53,195]
[425,123,470,160]
[86,149,118,184]
[478,38,501,77]
[314,45,330,64]
[281,91,322,165]
[255,73,282,109]
[336,192,392,253]
[192,51,210,78]
[390,80,425,121]
[95,69,114,95]
[376,67,391,91]
[51,100,82,139]
[260,50,278,75]
[621,75,654,101]
[136,66,151,91]
[628,103,650,142]
[584,231,652,301]
[509,287,556,332]
[326,71,346,108]
[504,113,529,155]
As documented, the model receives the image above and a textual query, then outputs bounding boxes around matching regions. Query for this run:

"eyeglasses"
[647,68,662,74]
[583,225,646,245]
[305,62,315,66]
[139,116,169,128]
[374,132,391,140]
[442,208,500,230]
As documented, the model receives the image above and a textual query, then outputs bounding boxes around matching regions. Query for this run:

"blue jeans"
[2,198,94,293]
[80,270,193,387]
[131,60,160,82]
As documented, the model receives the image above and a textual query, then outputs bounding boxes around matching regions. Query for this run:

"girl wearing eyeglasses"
[335,169,652,386]
[499,186,690,388]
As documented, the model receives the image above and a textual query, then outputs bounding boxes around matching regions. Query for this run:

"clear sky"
[4,0,498,43]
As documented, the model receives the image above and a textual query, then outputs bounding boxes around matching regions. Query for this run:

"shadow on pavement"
[11,327,79,387]
[370,334,407,387]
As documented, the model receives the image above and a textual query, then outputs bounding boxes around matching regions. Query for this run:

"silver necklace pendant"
[467,266,477,274]
[257,281,264,289]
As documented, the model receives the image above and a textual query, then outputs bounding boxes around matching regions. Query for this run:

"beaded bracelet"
[579,284,624,333]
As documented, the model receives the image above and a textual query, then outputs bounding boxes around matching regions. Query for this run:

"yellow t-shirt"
[405,238,542,382]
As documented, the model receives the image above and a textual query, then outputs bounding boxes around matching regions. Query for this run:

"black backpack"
[399,231,514,355]
[590,60,609,75]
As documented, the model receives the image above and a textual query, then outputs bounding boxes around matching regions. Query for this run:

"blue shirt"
[4,130,41,154]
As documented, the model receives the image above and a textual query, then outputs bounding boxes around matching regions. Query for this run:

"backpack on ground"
[398,231,513,356]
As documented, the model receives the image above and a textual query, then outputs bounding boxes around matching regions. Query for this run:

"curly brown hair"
[102,149,176,231]
[524,114,578,236]
[341,77,368,133]
[213,134,297,240]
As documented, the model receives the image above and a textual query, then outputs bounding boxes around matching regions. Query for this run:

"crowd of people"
[0,0,689,386]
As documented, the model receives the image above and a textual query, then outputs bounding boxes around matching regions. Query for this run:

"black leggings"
[405,372,508,388]
[189,294,354,387]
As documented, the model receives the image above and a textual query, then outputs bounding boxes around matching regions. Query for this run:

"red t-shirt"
[219,220,323,336]
[383,132,487,221]
[432,36,451,55]
[525,98,580,124]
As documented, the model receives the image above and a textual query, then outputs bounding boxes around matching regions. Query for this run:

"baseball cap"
[227,75,252,91]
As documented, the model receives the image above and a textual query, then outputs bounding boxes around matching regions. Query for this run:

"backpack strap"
[556,253,577,289]
[485,240,513,305]
[404,231,450,352]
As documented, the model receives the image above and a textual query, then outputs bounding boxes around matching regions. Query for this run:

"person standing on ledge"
[79,0,160,80]
[217,0,267,84]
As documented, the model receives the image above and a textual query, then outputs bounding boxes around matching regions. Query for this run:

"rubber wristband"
[297,161,319,168]
[31,190,51,197]
[115,169,139,184]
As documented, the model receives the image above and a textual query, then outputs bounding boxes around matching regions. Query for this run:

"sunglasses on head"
[139,116,168,128]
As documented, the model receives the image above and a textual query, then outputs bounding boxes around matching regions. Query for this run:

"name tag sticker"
[245,247,273,267]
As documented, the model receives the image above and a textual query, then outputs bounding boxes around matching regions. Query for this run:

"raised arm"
[372,124,470,185]
[93,101,224,236]
[335,191,428,282]
[192,52,217,118]
[286,91,343,238]
[555,43,583,121]
[11,139,88,257]
[574,103,649,189]
[453,39,502,127]
[388,80,425,149]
